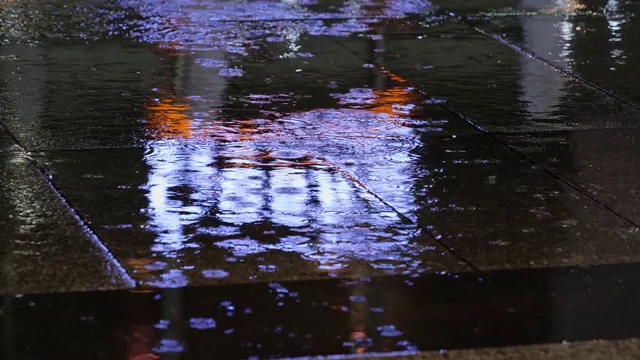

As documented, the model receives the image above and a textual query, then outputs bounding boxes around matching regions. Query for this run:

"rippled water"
[3,0,640,291]
[4,1,640,359]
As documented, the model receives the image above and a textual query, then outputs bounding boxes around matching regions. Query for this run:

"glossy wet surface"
[6,263,640,359]
[0,144,133,294]
[2,0,640,358]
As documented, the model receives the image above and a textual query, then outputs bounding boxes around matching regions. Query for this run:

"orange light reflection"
[145,96,192,139]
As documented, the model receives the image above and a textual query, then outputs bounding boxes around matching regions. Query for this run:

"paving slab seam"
[435,102,640,232]
[319,159,484,273]
[472,26,640,111]
[24,161,137,288]
[0,121,27,154]
[0,119,136,289]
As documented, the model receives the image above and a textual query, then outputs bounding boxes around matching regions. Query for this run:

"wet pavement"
[2,0,640,358]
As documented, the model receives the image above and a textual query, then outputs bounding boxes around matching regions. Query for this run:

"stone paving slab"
[475,11,640,107]
[334,20,640,133]
[3,0,640,358]
[0,150,134,295]
[0,42,166,150]
[498,128,640,226]
[405,134,640,270]
[360,338,640,360]
[34,145,469,287]
[33,128,640,282]
[0,19,477,151]
[4,262,640,359]
[0,129,19,153]
[430,0,611,15]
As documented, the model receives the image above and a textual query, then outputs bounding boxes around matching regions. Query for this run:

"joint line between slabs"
[0,122,135,286]
[472,26,640,111]
[329,159,484,273]
[0,122,28,154]
[29,161,138,288]
[436,102,640,231]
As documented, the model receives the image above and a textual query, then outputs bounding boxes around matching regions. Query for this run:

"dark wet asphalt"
[2,0,640,358]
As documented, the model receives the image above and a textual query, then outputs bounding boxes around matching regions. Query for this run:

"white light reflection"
[143,93,428,285]
[605,0,626,66]
[519,0,574,121]
[134,0,435,289]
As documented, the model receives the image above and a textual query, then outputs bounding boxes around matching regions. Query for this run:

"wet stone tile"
[475,10,640,106]
[5,263,640,358]
[336,20,640,133]
[0,0,395,45]
[412,339,640,360]
[410,135,640,270]
[0,42,174,150]
[118,0,435,24]
[499,129,640,226]
[0,129,19,153]
[0,153,133,295]
[161,19,460,122]
[0,16,465,150]
[35,145,468,288]
[430,0,603,16]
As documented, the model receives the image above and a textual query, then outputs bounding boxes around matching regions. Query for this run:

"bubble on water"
[331,88,375,106]
[219,68,244,77]
[190,317,217,330]
[269,283,289,293]
[146,270,189,288]
[145,261,168,270]
[202,269,230,279]
[258,264,277,273]
[424,97,446,104]
[154,319,170,329]
[220,301,235,311]
[153,339,185,353]
[195,58,226,68]
[392,104,416,114]
[377,325,403,337]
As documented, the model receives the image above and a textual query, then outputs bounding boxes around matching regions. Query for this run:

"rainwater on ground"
[2,0,640,358]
